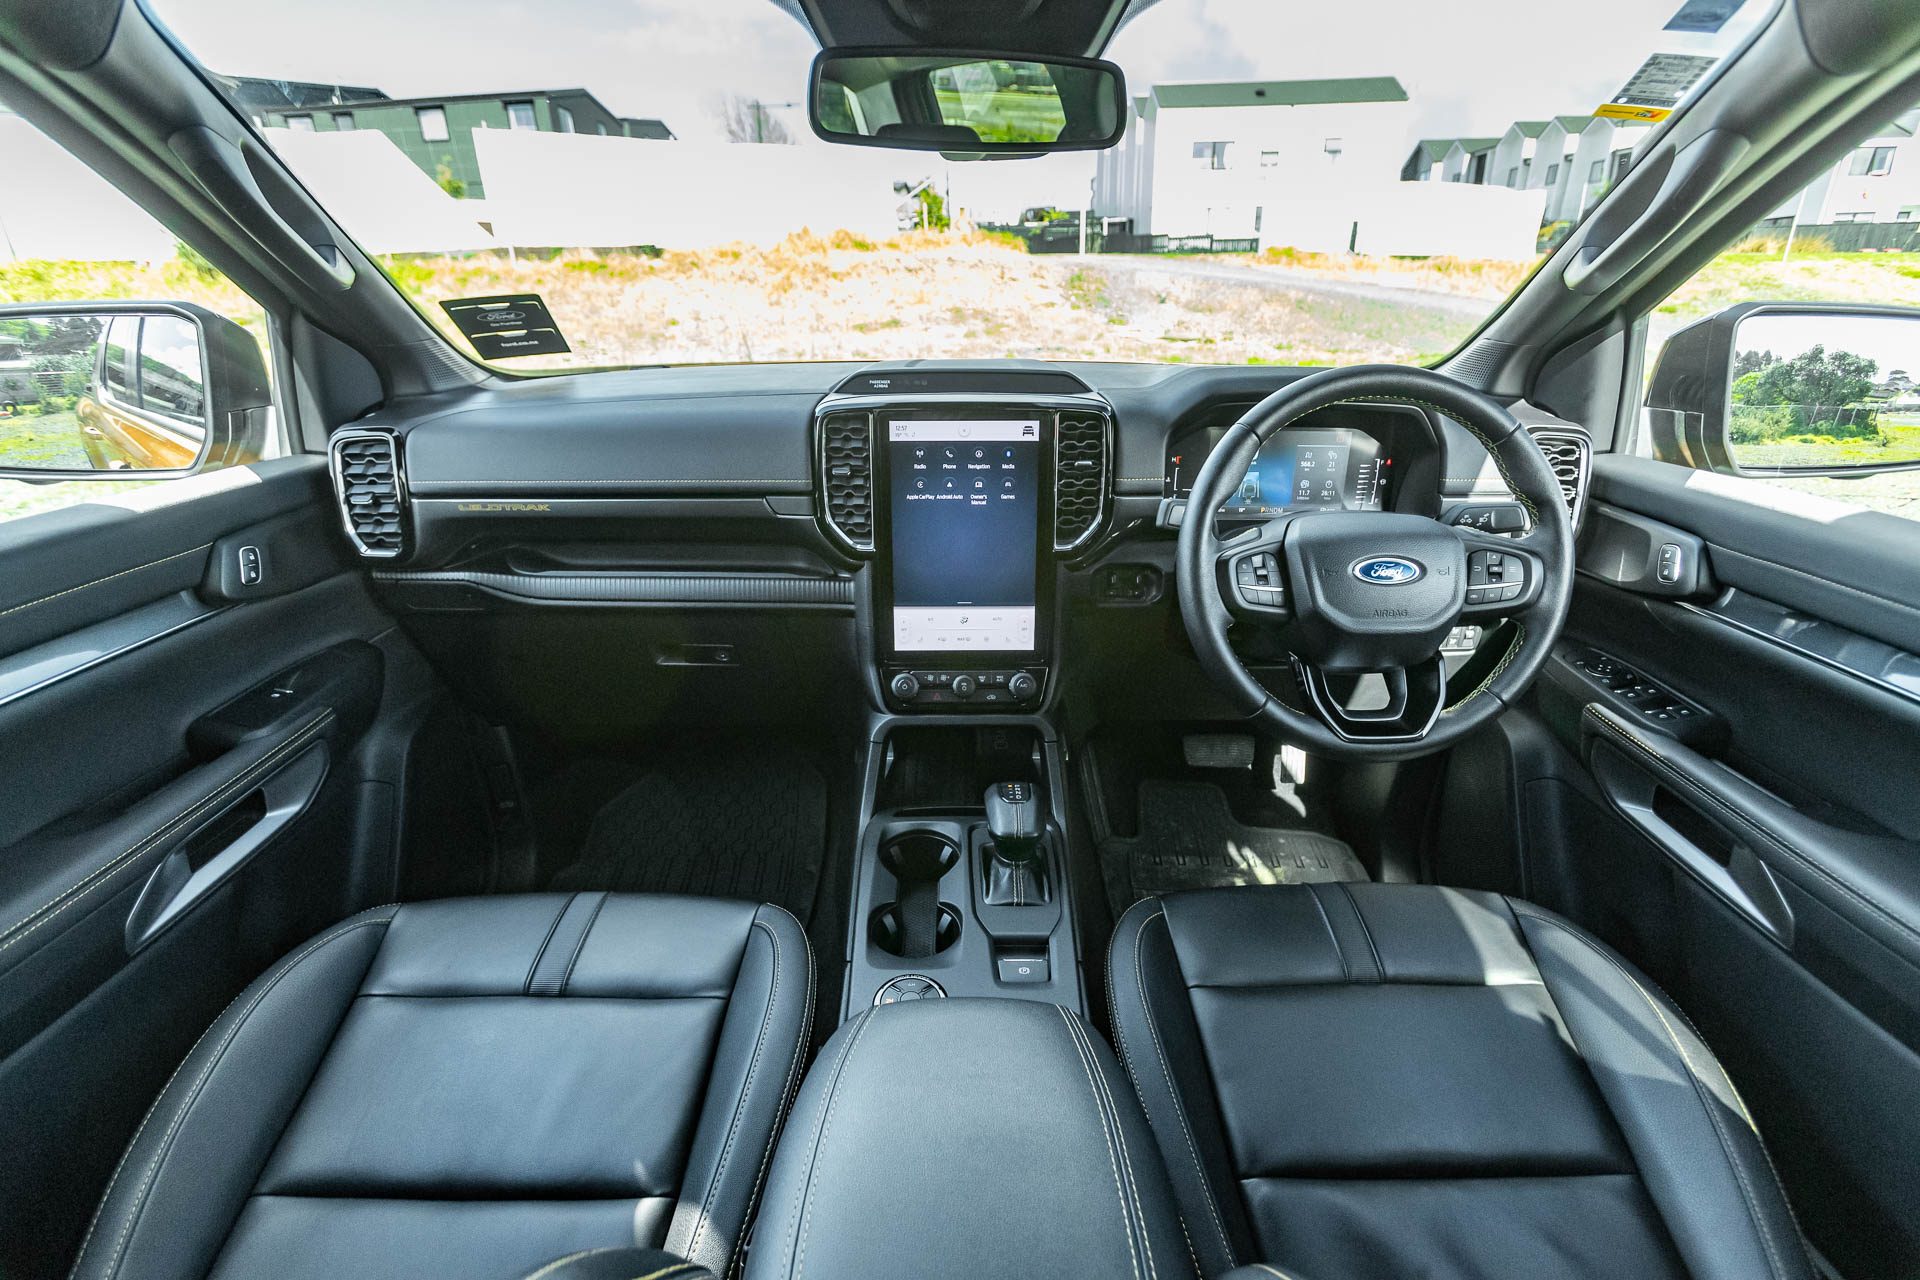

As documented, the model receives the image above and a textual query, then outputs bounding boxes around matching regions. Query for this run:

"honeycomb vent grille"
[332,432,405,557]
[821,412,873,549]
[1054,411,1108,550]
[1530,428,1591,529]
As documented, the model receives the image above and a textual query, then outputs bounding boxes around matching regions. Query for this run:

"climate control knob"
[1008,671,1039,701]
[951,674,978,699]
[890,673,920,701]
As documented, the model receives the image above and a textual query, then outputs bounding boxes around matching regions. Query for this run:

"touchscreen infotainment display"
[888,419,1040,653]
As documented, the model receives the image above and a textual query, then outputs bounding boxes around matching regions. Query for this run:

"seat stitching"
[84,912,397,1280]
[1103,914,1203,1280]
[523,894,578,994]
[1333,882,1385,979]
[1511,905,1792,1280]
[1249,1266,1301,1280]
[0,542,212,619]
[556,892,609,993]
[791,1008,876,1280]
[1056,1005,1144,1280]
[1,710,334,955]
[726,906,813,1280]
[686,916,782,1261]
[1062,1008,1160,1280]
[1303,884,1350,981]
[1584,706,1920,949]
[1123,907,1237,1267]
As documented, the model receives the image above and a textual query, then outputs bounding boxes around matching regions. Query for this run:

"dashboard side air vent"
[1054,409,1110,551]
[329,429,406,558]
[1529,427,1591,532]
[820,411,874,551]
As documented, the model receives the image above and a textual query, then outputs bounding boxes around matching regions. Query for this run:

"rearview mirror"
[810,48,1126,154]
[1645,302,1920,478]
[0,302,272,481]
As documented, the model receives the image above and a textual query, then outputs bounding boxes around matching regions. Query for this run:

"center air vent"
[1054,410,1109,551]
[1529,427,1591,531]
[329,430,406,558]
[820,411,874,550]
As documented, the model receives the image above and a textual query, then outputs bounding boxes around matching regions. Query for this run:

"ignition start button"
[873,975,947,1006]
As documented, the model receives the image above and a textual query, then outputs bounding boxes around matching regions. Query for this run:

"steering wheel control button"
[874,975,946,1006]
[1233,551,1287,611]
[1466,548,1530,609]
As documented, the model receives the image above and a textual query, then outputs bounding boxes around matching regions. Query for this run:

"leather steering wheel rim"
[1175,364,1575,761]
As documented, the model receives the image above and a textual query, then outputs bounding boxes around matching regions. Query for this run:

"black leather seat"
[1109,884,1812,1280]
[69,893,812,1280]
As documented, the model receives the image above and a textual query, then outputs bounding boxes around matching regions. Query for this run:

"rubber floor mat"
[551,754,826,923]
[1101,779,1367,915]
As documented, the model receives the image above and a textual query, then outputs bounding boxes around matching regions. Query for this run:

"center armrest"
[746,997,1195,1280]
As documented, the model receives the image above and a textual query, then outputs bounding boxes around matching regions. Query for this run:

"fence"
[979,221,1260,256]
[1752,219,1920,253]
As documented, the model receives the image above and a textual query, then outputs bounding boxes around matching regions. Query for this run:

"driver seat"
[1108,884,1811,1280]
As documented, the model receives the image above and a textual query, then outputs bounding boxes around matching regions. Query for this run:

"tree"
[1741,344,1877,411]
[1731,348,1777,379]
[713,96,794,145]
[434,160,467,200]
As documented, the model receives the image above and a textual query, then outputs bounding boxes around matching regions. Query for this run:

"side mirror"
[1646,301,1920,478]
[0,302,272,481]
[810,48,1126,154]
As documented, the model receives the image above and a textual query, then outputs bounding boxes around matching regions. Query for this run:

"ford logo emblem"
[1351,556,1424,585]
[479,309,527,327]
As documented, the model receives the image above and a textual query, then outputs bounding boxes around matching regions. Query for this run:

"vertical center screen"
[889,419,1040,652]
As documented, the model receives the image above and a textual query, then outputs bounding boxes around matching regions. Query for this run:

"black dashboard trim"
[371,569,854,609]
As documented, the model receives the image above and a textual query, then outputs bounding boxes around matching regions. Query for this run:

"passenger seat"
[68,894,812,1280]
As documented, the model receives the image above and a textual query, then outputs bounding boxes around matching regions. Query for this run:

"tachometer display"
[1167,426,1388,515]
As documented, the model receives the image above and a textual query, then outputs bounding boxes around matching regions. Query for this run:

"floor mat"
[1100,779,1367,916]
[550,753,827,923]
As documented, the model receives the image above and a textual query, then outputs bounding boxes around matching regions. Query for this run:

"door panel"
[0,459,415,1279]
[1546,455,1920,1278]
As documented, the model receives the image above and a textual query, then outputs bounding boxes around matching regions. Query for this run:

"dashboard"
[334,360,1579,729]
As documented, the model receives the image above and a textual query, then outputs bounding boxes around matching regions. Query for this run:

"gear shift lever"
[983,782,1048,905]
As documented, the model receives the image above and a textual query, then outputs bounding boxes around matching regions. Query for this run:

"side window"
[1634,115,1920,524]
[0,96,280,526]
[135,317,208,425]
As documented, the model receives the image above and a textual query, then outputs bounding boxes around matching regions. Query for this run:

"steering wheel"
[1176,365,1574,761]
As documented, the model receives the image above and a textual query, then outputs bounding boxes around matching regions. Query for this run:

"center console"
[814,380,1112,715]
[840,721,1083,1019]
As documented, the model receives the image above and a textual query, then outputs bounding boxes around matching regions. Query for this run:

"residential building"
[1440,138,1499,184]
[1490,121,1550,193]
[1757,111,1920,226]
[218,76,673,198]
[1093,76,1411,240]
[1400,138,1452,183]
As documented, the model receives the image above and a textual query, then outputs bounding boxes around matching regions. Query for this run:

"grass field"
[6,233,1920,521]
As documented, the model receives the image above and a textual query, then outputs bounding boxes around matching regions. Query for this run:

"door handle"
[1582,704,1794,947]
[123,739,329,953]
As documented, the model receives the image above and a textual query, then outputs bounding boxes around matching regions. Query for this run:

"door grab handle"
[123,741,329,953]
[1584,718,1793,947]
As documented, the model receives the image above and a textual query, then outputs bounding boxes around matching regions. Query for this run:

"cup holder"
[879,831,960,880]
[874,830,962,959]
[871,902,963,957]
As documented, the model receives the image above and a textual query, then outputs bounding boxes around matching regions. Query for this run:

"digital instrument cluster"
[1166,424,1389,516]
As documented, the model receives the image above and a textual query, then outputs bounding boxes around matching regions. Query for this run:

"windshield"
[144,0,1771,371]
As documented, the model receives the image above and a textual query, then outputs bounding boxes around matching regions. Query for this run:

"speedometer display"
[1167,426,1388,515]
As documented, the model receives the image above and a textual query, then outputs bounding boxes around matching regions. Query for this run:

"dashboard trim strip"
[372,569,855,608]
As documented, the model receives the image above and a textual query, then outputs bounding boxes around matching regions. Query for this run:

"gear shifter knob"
[985,781,1041,864]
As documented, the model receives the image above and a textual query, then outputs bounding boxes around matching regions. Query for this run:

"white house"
[1761,111,1920,226]
[1091,76,1411,242]
[1529,117,1651,224]
[1440,138,1499,185]
[1489,121,1550,194]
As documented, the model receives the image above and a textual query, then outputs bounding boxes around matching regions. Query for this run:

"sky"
[149,0,1772,150]
[1738,313,1920,378]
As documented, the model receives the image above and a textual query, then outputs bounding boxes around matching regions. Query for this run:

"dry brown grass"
[1247,245,1539,300]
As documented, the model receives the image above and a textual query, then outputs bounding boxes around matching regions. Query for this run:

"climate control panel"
[887,667,1045,709]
